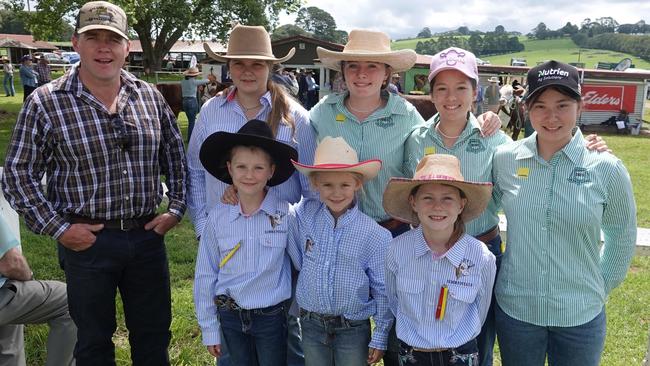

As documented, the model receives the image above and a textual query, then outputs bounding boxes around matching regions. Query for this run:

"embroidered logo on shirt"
[517,167,529,179]
[374,118,394,129]
[424,146,436,155]
[455,258,475,279]
[269,212,285,229]
[305,237,314,253]
[567,167,591,185]
[465,139,486,153]
[336,113,346,122]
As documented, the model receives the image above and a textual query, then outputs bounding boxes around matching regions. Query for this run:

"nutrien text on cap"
[76,1,129,40]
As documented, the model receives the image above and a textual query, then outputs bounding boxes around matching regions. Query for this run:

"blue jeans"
[218,301,287,366]
[62,228,171,366]
[398,338,478,366]
[182,97,198,141]
[300,311,370,366]
[495,304,606,366]
[3,73,14,96]
[475,233,503,366]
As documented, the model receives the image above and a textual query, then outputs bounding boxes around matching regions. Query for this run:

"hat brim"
[77,25,129,40]
[183,70,201,76]
[316,47,417,72]
[428,65,479,84]
[382,177,493,225]
[291,159,382,183]
[524,83,581,103]
[203,43,295,64]
[200,131,298,187]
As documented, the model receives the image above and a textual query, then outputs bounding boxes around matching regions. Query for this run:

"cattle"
[156,82,229,118]
[401,94,437,120]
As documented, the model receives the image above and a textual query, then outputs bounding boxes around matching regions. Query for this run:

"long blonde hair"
[266,77,296,138]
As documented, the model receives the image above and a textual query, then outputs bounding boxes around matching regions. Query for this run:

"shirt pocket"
[259,232,288,270]
[446,282,479,330]
[396,276,425,321]
[217,237,252,275]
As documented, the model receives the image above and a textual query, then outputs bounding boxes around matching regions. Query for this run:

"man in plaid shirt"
[1,2,186,365]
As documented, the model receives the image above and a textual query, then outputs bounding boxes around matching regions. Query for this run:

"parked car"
[35,52,70,64]
[61,51,80,64]
[510,58,527,67]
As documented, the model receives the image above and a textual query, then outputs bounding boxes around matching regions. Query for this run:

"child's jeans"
[300,309,371,366]
[217,298,287,366]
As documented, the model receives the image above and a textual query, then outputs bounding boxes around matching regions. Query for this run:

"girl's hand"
[585,134,611,153]
[207,344,221,357]
[221,185,239,205]
[477,111,502,137]
[367,347,384,364]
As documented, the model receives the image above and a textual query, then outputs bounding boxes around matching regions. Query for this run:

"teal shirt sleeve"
[600,159,637,294]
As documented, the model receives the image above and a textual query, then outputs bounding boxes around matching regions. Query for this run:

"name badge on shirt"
[517,167,529,179]
[424,146,436,155]
[336,113,346,122]
[567,167,592,185]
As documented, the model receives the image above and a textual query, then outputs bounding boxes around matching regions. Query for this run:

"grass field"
[392,36,650,69]
[1,78,650,365]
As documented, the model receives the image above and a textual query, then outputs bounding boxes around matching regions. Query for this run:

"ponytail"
[266,79,296,139]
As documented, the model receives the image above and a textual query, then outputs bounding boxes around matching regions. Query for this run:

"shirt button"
[125,196,129,201]
[122,170,127,175]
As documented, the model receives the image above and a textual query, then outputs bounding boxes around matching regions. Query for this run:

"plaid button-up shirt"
[2,64,187,239]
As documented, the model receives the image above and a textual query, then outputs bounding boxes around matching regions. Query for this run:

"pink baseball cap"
[428,47,479,85]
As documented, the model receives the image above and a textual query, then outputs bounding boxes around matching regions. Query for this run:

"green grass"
[2,81,650,365]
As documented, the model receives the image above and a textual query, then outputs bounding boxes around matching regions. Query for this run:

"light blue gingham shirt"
[187,89,317,239]
[193,190,301,346]
[309,91,425,222]
[288,198,393,350]
[492,129,637,327]
[385,227,496,349]
[404,114,512,236]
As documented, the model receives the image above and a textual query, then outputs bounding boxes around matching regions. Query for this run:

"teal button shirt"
[309,91,425,222]
[404,113,511,236]
[492,129,637,327]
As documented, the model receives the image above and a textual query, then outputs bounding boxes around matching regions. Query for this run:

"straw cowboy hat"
[291,136,381,183]
[316,29,417,72]
[200,119,298,187]
[183,67,201,76]
[203,25,295,63]
[487,76,500,83]
[383,154,492,224]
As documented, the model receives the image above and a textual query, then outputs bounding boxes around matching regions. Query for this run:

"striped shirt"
[492,129,637,327]
[194,190,300,346]
[385,228,496,349]
[404,114,512,236]
[2,64,187,239]
[186,88,317,239]
[288,198,393,350]
[309,91,425,222]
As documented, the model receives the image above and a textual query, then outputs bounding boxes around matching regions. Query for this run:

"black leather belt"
[67,214,155,231]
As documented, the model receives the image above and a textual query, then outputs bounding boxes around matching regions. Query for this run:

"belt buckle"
[120,219,127,231]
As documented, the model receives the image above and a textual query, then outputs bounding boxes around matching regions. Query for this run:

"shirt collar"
[328,90,410,118]
[223,88,272,108]
[412,227,470,267]
[515,128,585,164]
[317,200,360,229]
[429,112,480,142]
[227,190,285,222]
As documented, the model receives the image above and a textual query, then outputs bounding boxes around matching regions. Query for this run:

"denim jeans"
[495,304,606,366]
[475,233,503,366]
[62,227,171,366]
[3,73,14,96]
[182,97,198,141]
[398,338,478,366]
[218,302,287,366]
[300,311,370,366]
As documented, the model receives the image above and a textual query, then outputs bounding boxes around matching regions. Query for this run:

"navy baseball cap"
[526,60,581,101]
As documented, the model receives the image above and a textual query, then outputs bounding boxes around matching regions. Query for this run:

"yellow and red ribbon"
[435,285,449,320]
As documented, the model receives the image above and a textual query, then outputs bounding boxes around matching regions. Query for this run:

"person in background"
[181,66,208,142]
[0,214,77,366]
[305,71,319,109]
[484,77,500,114]
[18,55,38,102]
[387,73,402,94]
[35,56,52,86]
[3,56,15,97]
[201,73,220,105]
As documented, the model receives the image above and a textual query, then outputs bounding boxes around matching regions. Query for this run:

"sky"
[279,0,650,40]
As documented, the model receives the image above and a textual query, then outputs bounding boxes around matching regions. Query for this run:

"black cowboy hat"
[199,119,298,186]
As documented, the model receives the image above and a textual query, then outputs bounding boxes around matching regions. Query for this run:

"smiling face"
[311,171,363,219]
[410,183,466,234]
[227,146,275,199]
[430,70,477,125]
[73,29,129,86]
[527,87,581,153]
[229,59,270,97]
[342,61,390,99]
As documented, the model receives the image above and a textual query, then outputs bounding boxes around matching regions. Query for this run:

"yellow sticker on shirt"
[424,146,436,155]
[335,114,345,122]
[517,167,529,178]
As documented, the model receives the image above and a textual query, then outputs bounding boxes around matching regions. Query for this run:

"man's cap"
[76,1,129,40]
[526,60,581,102]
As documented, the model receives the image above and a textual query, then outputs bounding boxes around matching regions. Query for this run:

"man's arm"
[0,248,32,281]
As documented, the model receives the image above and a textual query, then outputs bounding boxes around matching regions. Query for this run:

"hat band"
[414,174,458,181]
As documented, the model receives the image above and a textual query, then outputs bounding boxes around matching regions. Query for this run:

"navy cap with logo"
[526,60,581,101]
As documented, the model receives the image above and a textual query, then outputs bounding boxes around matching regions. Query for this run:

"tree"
[531,22,548,39]
[560,22,578,35]
[295,6,337,42]
[494,25,505,34]
[457,26,470,36]
[332,29,348,44]
[271,23,309,40]
[417,27,432,38]
[18,0,301,71]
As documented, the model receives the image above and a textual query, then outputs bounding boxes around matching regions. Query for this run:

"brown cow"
[401,94,437,120]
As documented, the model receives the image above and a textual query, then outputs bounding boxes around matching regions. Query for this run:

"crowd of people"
[0,2,638,366]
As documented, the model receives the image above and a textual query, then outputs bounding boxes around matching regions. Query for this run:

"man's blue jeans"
[218,301,287,366]
[3,73,14,96]
[62,227,172,366]
[495,304,606,366]
[300,311,371,366]
[182,97,198,142]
